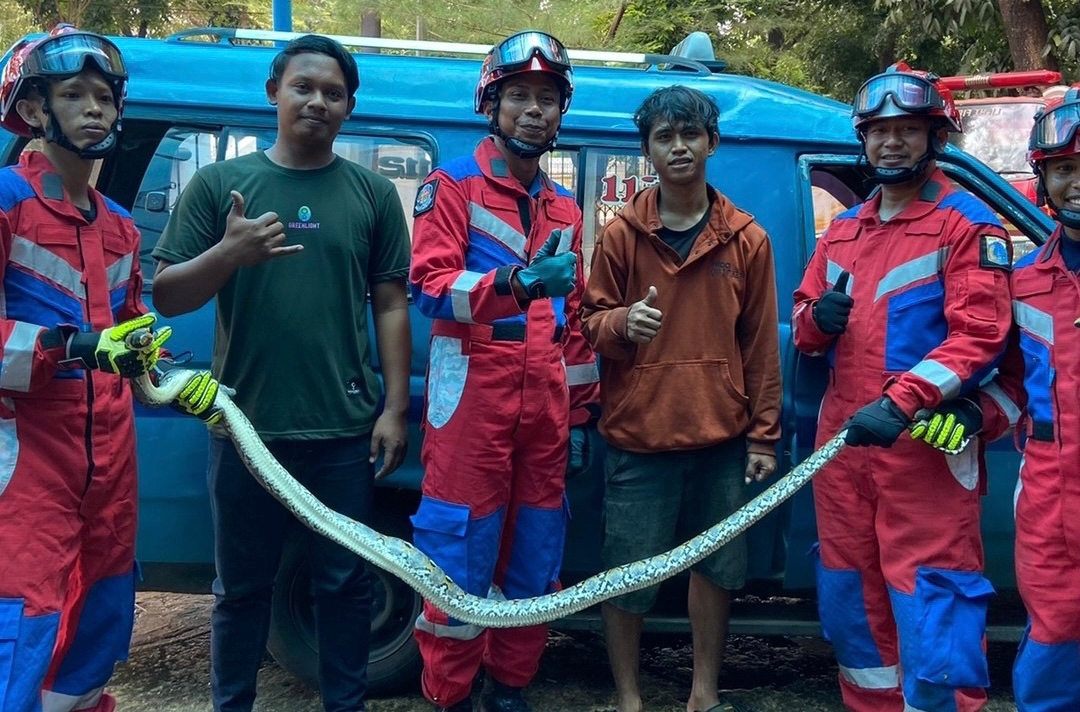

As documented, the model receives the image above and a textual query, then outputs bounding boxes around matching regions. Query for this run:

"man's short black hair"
[634,85,720,146]
[269,34,360,98]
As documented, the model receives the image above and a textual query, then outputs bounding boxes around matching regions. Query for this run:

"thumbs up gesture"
[626,285,662,344]
[812,270,853,335]
[221,190,301,267]
[513,229,577,300]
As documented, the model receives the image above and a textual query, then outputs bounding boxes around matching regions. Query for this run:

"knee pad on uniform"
[411,496,503,597]
[1014,623,1080,712]
[814,549,898,689]
[52,569,137,694]
[502,499,569,599]
[0,598,60,711]
[891,567,994,691]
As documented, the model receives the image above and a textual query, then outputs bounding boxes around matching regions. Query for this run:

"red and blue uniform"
[408,137,599,707]
[0,150,145,712]
[977,228,1080,712]
[793,170,1012,712]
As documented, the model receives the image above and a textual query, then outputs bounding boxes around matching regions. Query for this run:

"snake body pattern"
[133,368,846,628]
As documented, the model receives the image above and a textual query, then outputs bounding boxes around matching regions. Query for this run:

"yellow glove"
[65,314,172,377]
[169,370,225,426]
[909,397,983,454]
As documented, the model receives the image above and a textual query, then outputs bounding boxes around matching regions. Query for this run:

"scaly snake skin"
[133,368,846,628]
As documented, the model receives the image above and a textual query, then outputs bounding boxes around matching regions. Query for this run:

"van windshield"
[952,100,1044,177]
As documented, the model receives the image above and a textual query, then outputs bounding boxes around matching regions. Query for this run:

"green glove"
[169,370,225,426]
[568,425,589,476]
[515,230,576,300]
[65,313,172,377]
[909,397,983,454]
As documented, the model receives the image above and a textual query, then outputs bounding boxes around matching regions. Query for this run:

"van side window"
[223,130,435,240]
[131,127,222,287]
[581,149,656,276]
[811,168,862,241]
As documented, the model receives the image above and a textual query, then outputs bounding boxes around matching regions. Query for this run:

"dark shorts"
[601,437,748,614]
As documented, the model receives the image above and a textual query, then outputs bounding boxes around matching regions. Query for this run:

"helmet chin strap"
[488,97,558,159]
[858,131,939,186]
[1035,165,1080,229]
[39,96,121,159]
[1049,199,1080,229]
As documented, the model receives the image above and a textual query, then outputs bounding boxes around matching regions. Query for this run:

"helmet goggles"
[1030,88,1080,155]
[22,32,126,82]
[489,31,571,74]
[853,72,945,119]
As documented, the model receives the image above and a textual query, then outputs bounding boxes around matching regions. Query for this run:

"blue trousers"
[208,436,374,712]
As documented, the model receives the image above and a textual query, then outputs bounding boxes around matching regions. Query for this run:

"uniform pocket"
[411,497,472,590]
[0,598,60,708]
[911,567,995,688]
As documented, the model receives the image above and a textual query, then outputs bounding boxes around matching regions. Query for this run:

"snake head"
[124,328,156,351]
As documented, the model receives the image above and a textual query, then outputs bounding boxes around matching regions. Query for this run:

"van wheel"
[267,526,424,695]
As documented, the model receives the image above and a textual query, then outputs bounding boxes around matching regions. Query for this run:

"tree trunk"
[605,1,629,43]
[997,0,1058,71]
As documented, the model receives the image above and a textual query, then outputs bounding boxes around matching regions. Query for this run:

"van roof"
[102,31,858,150]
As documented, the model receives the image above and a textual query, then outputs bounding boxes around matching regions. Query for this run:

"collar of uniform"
[857,168,949,224]
[1033,227,1065,272]
[21,150,96,224]
[476,136,552,197]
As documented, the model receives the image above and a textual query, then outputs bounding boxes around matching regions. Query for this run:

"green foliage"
[1,0,1074,99]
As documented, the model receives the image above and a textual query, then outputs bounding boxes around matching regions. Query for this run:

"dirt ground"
[110,592,1020,711]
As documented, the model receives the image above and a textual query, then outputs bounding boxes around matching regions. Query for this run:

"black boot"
[435,698,473,712]
[480,679,531,712]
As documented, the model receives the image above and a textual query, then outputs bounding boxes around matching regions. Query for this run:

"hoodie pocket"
[606,359,749,447]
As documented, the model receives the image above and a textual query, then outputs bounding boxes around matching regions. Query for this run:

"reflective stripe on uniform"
[565,361,599,386]
[0,321,41,392]
[414,611,483,640]
[982,381,1021,427]
[838,662,900,689]
[0,397,16,498]
[875,249,947,302]
[909,358,962,400]
[9,236,87,299]
[469,203,527,262]
[450,271,484,323]
[1014,301,1054,345]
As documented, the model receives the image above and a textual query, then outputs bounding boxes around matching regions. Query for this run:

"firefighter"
[792,63,1013,712]
[915,84,1080,712]
[0,24,216,712]
[408,30,600,712]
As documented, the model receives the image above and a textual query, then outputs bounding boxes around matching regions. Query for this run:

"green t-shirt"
[153,151,410,440]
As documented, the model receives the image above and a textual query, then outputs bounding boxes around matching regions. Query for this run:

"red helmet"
[474,31,573,115]
[852,62,962,133]
[1027,84,1080,165]
[1,24,127,138]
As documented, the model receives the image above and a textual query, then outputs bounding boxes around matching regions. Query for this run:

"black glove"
[812,270,853,335]
[567,425,589,477]
[844,396,911,448]
[909,397,983,454]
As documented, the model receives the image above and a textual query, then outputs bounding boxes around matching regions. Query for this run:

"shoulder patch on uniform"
[413,179,438,217]
[980,234,1011,271]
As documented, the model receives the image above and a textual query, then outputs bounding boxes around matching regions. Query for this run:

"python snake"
[132,367,846,628]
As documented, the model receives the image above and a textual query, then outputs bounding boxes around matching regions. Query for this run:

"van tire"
[267,521,424,695]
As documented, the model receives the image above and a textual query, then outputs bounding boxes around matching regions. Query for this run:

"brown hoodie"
[581,184,781,454]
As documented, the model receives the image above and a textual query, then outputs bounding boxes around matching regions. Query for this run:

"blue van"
[0,27,1053,695]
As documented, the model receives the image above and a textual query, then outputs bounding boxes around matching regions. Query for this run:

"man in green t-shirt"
[151,35,411,712]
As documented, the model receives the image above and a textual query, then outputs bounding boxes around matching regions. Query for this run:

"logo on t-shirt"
[289,205,320,230]
[345,377,362,397]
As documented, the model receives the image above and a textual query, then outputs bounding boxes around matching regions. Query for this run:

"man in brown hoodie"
[581,85,782,712]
